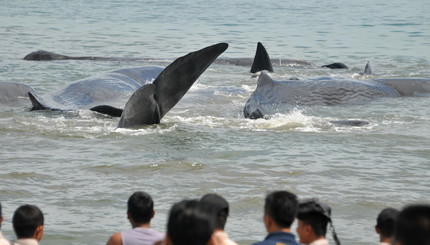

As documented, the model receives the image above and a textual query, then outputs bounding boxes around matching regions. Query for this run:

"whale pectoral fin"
[117,84,160,128]
[250,42,274,73]
[28,92,49,110]
[152,42,228,119]
[90,105,123,117]
[363,61,372,75]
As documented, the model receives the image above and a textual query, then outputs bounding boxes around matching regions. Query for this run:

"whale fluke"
[250,42,274,73]
[117,42,228,128]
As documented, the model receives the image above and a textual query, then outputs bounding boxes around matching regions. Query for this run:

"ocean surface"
[1,1,429,244]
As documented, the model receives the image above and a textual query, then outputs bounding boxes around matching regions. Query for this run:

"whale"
[1,43,228,128]
[23,44,312,69]
[243,64,430,120]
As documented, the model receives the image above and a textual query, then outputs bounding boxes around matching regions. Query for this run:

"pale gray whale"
[2,43,228,128]
[243,64,430,120]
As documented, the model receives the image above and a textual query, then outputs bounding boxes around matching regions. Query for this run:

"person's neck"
[380,235,392,243]
[269,227,291,233]
[132,222,150,229]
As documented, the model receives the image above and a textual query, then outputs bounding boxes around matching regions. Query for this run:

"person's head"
[264,190,298,231]
[166,199,216,245]
[394,204,430,245]
[375,208,399,242]
[200,193,229,230]
[296,198,332,244]
[127,191,154,226]
[12,204,44,241]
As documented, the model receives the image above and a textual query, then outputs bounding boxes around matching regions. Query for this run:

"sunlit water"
[1,1,430,244]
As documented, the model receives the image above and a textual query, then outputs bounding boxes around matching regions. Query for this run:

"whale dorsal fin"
[257,72,274,88]
[250,42,274,73]
[28,92,49,110]
[363,61,371,75]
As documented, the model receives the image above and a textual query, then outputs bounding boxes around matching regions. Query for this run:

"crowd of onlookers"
[1,190,430,245]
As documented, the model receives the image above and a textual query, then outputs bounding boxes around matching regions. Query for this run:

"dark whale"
[322,62,349,69]
[23,45,312,69]
[2,43,228,128]
[243,63,430,121]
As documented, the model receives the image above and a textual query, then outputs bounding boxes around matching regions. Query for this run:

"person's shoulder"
[106,232,122,245]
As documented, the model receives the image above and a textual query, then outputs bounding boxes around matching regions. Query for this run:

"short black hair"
[127,191,154,224]
[167,199,215,245]
[12,205,44,239]
[299,212,329,237]
[264,191,298,228]
[376,208,399,238]
[200,193,229,230]
[395,205,430,245]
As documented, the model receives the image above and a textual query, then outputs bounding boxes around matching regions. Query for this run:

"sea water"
[0,0,429,244]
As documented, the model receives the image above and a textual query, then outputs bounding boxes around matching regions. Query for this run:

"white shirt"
[213,230,238,245]
[0,231,12,245]
[12,239,39,245]
[309,238,329,245]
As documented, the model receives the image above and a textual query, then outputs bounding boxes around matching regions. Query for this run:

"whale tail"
[117,42,229,128]
[250,42,274,73]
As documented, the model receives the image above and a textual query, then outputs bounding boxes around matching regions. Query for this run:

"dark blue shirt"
[252,231,299,245]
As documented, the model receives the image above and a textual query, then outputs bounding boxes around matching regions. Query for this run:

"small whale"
[3,43,228,128]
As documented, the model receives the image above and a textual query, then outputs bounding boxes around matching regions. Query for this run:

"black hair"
[200,193,229,230]
[395,205,430,245]
[12,204,44,239]
[127,191,154,224]
[167,199,215,245]
[264,190,298,228]
[376,208,399,238]
[299,212,329,237]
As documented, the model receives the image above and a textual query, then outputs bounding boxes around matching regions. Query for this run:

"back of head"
[376,207,399,238]
[200,193,229,230]
[395,204,430,245]
[128,191,154,224]
[298,198,332,237]
[264,190,298,228]
[12,205,44,239]
[167,199,215,245]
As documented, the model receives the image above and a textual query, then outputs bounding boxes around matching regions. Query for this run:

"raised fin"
[28,92,49,110]
[152,42,228,120]
[362,61,371,75]
[250,42,274,73]
[90,105,123,117]
[118,84,160,128]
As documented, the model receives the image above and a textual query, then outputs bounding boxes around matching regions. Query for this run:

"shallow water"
[1,1,430,244]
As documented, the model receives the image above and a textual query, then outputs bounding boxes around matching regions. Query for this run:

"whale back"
[244,72,400,119]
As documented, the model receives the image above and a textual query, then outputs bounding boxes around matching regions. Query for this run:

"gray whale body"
[2,43,228,128]
[244,71,430,120]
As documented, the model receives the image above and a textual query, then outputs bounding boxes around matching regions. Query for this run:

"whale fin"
[90,105,123,117]
[362,61,371,75]
[321,62,349,69]
[250,42,274,73]
[28,92,49,110]
[152,42,228,120]
[118,84,160,127]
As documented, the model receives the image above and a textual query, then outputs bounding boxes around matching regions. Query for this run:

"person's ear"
[207,234,221,245]
[34,225,44,241]
[0,215,3,225]
[375,225,380,234]
[152,209,155,218]
[164,235,172,245]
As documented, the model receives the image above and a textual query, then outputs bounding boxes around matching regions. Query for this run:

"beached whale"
[243,64,430,120]
[23,43,312,69]
[1,43,228,128]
